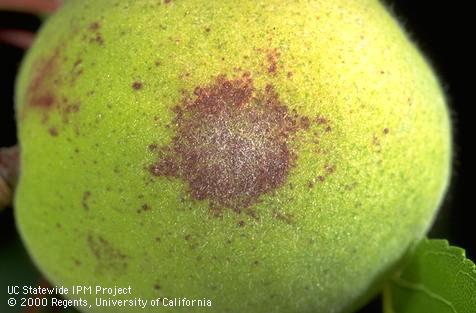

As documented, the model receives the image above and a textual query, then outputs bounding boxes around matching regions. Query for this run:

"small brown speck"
[82,191,91,210]
[132,81,143,90]
[48,127,58,137]
[325,164,335,174]
[383,128,390,134]
[137,204,151,213]
[89,21,101,31]
[154,283,161,290]
[238,220,245,227]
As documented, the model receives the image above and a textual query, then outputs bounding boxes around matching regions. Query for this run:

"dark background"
[0,1,472,313]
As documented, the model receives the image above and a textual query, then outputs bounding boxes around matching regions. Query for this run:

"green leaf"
[383,239,476,313]
[0,237,41,313]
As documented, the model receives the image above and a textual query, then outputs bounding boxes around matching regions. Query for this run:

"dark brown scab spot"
[82,191,91,211]
[132,81,143,90]
[383,128,390,135]
[237,220,245,227]
[154,283,161,290]
[148,74,310,213]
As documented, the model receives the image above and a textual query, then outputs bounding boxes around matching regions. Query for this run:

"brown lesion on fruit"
[48,127,58,137]
[87,21,104,45]
[59,97,81,124]
[25,48,61,114]
[72,258,82,266]
[23,46,82,135]
[307,164,336,189]
[148,73,312,215]
[137,204,151,214]
[266,48,280,76]
[70,58,84,85]
[87,233,128,273]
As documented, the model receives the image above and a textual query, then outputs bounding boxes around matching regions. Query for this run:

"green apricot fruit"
[14,0,451,312]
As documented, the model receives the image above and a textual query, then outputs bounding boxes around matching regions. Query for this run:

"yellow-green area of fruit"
[14,0,451,313]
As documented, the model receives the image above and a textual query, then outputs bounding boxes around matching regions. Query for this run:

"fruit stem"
[0,145,19,210]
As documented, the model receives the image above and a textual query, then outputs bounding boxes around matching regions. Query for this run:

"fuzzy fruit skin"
[15,1,451,313]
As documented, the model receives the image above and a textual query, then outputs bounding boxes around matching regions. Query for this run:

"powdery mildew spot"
[149,73,311,213]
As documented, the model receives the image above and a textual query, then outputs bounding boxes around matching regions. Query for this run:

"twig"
[0,145,19,210]
[0,29,35,49]
[0,0,62,13]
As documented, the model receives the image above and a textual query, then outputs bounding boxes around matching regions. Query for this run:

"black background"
[0,1,472,312]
